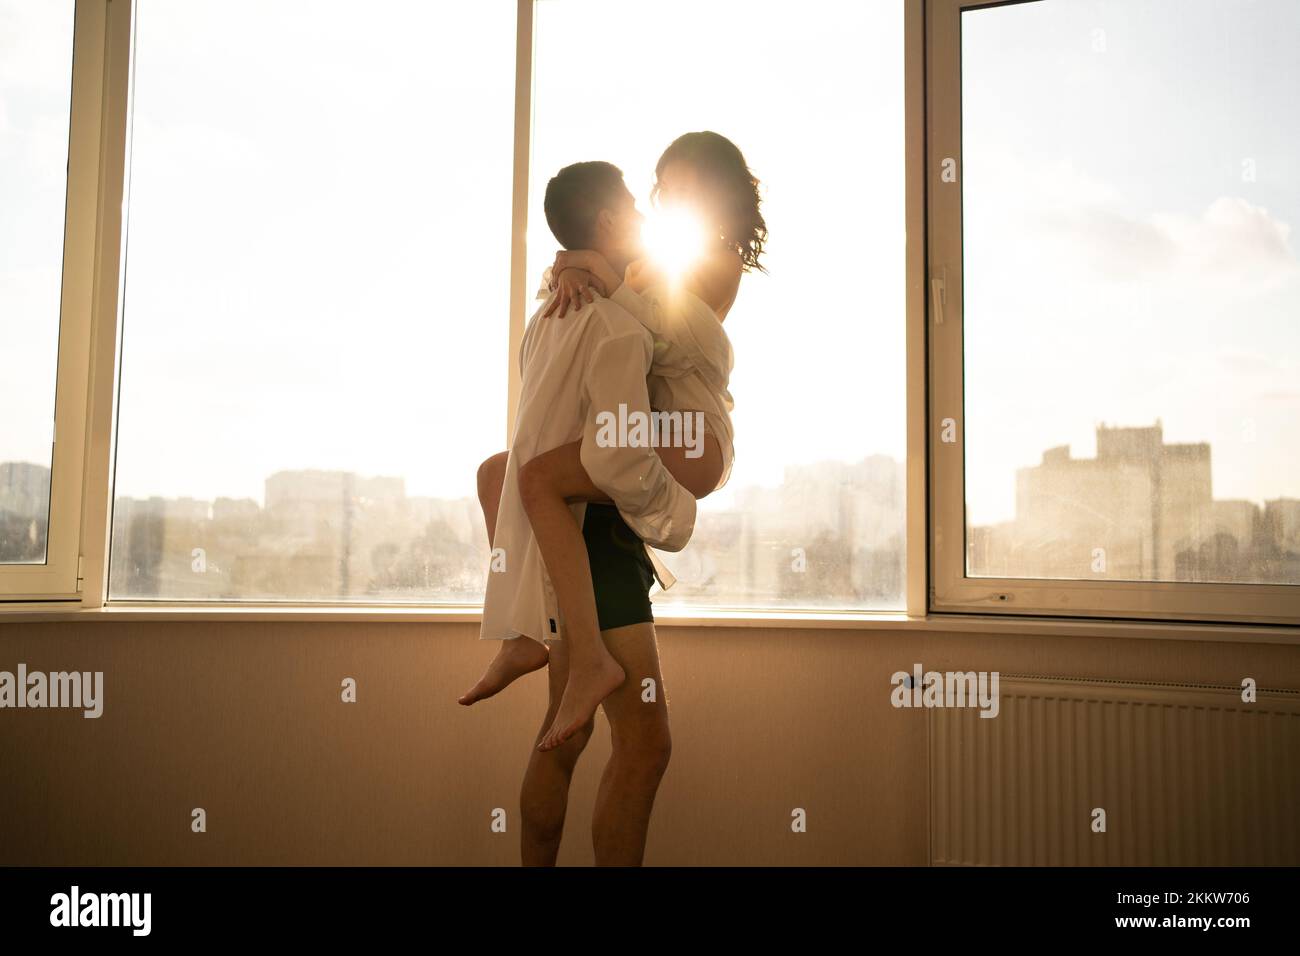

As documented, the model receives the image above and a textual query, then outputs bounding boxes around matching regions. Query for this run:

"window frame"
[3,0,1294,632]
[0,0,117,600]
[926,0,1300,626]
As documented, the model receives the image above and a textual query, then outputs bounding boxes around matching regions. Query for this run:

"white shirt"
[479,272,697,643]
[607,280,736,490]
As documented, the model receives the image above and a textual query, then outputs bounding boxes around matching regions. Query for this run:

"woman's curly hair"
[651,131,768,275]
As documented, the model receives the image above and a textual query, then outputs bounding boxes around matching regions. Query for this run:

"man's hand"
[543,267,606,318]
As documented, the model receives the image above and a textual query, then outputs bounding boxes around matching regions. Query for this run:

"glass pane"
[0,0,75,564]
[530,0,907,610]
[110,0,515,601]
[962,0,1300,585]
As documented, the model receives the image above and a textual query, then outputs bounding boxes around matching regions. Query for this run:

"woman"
[461,131,767,753]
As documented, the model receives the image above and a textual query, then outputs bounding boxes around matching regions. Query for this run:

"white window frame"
[0,0,122,600]
[927,0,1300,626]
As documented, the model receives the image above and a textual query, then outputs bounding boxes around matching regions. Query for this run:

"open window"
[928,0,1300,624]
[0,0,101,599]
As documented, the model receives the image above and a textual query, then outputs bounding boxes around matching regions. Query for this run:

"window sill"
[0,601,1297,645]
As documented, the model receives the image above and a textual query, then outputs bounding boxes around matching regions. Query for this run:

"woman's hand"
[543,267,607,318]
[552,249,624,297]
[552,249,599,274]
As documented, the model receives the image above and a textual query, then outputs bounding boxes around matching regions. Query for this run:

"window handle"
[931,268,947,325]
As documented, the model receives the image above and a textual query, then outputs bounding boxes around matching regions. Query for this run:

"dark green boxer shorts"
[581,502,656,631]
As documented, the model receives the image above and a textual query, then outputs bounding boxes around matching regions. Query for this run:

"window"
[529,0,908,611]
[108,0,517,602]
[930,0,1300,622]
[11,0,1293,627]
[0,0,94,598]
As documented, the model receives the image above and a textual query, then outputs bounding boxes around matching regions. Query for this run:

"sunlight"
[640,204,708,286]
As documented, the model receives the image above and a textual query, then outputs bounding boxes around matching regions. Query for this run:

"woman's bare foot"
[536,652,626,751]
[459,637,550,705]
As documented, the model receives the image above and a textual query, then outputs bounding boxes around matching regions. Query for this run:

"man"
[462,161,696,865]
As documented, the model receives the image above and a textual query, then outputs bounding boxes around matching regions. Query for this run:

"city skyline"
[3,414,1298,599]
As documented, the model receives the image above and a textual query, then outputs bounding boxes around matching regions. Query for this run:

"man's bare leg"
[518,435,723,750]
[592,622,672,866]
[519,636,595,865]
[459,451,550,706]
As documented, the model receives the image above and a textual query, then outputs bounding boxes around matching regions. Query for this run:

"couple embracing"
[459,131,766,866]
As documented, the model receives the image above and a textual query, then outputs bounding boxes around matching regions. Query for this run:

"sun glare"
[641,205,707,286]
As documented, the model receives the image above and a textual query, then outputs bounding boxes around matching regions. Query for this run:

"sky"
[526,0,907,517]
[2,0,1295,534]
[962,0,1300,524]
[0,0,73,480]
[2,0,907,515]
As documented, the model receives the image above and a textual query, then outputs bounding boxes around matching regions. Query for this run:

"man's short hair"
[543,161,626,250]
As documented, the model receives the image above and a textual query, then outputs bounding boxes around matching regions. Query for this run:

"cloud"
[1150,196,1297,288]
[1046,193,1298,290]
[1035,203,1180,278]
[981,154,1299,292]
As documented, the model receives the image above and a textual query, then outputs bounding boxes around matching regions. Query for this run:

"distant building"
[1264,498,1300,556]
[972,420,1289,584]
[0,460,51,521]
[0,461,51,562]
[656,454,906,609]
[16,409,1292,603]
[213,497,260,522]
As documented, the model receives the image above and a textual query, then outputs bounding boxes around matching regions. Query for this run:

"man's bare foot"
[537,652,626,751]
[459,637,550,705]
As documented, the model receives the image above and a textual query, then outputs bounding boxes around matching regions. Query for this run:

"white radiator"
[929,676,1300,866]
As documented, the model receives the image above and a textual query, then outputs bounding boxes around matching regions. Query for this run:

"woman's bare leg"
[478,450,509,543]
[518,441,624,751]
[458,451,550,706]
[648,429,723,500]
